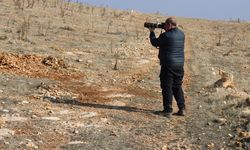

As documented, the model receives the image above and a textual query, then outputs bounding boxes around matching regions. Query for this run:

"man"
[149,17,186,117]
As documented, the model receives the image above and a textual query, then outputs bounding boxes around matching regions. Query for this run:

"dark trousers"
[160,65,185,113]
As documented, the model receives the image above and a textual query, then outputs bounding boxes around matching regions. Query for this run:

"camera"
[144,22,165,29]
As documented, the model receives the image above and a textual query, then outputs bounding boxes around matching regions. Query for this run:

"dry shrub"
[13,0,23,10]
[26,0,35,8]
[13,0,35,9]
[101,7,106,17]
[59,26,74,31]
[60,3,65,18]
[113,51,119,70]
[216,33,222,46]
[17,15,31,41]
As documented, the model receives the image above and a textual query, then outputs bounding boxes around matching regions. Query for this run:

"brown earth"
[0,0,250,149]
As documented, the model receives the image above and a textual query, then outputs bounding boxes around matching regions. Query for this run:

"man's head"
[164,17,177,31]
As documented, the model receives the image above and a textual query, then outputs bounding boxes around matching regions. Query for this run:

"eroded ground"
[0,0,250,149]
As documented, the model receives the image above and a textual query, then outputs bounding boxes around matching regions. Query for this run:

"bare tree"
[13,0,23,10]
[122,24,129,36]
[26,0,35,8]
[113,51,119,70]
[216,33,222,46]
[107,20,112,33]
[18,15,31,41]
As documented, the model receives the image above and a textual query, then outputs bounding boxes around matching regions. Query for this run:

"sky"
[75,0,250,21]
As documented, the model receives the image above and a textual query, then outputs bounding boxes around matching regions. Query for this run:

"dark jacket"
[150,28,185,66]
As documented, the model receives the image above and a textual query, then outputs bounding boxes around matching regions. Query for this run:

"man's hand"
[149,27,155,32]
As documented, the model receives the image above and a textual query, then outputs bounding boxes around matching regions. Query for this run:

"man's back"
[150,28,185,66]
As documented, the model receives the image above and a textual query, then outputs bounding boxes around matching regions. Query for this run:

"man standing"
[149,17,186,117]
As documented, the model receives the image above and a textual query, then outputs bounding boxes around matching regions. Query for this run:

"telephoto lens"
[157,23,165,29]
[144,22,165,29]
[144,22,157,28]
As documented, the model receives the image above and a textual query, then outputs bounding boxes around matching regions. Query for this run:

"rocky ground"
[0,0,250,149]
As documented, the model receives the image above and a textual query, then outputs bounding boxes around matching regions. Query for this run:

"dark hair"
[165,17,177,26]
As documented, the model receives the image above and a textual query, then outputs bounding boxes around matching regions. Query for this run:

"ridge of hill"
[0,0,250,149]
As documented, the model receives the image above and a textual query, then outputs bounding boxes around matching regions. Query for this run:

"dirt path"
[183,31,250,149]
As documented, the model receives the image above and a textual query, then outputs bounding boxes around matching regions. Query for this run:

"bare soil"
[0,0,249,149]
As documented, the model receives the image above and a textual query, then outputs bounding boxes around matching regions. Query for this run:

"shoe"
[164,112,172,118]
[173,109,186,116]
[154,110,172,118]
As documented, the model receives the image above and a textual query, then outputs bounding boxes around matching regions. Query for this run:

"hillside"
[0,0,250,149]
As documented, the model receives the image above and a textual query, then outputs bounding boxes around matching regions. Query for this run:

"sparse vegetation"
[18,15,31,41]
[113,50,119,70]
[13,0,23,10]
[106,20,112,33]
[216,33,222,46]
[0,0,249,149]
[26,0,35,8]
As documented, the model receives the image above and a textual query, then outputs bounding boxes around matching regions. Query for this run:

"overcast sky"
[76,0,250,21]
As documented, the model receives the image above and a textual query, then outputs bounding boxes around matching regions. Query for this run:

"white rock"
[101,118,108,123]
[3,116,28,122]
[1,109,9,113]
[106,93,134,98]
[137,59,149,65]
[0,128,15,137]
[26,141,38,149]
[87,60,93,63]
[241,108,250,121]
[73,130,79,134]
[58,110,71,115]
[65,52,75,56]
[162,145,168,150]
[105,100,126,107]
[31,115,37,119]
[76,59,83,62]
[80,112,97,118]
[228,133,233,138]
[21,100,29,104]
[41,117,60,121]
[214,118,227,124]
[68,141,85,145]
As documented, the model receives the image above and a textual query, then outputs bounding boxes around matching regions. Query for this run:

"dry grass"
[0,0,250,149]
